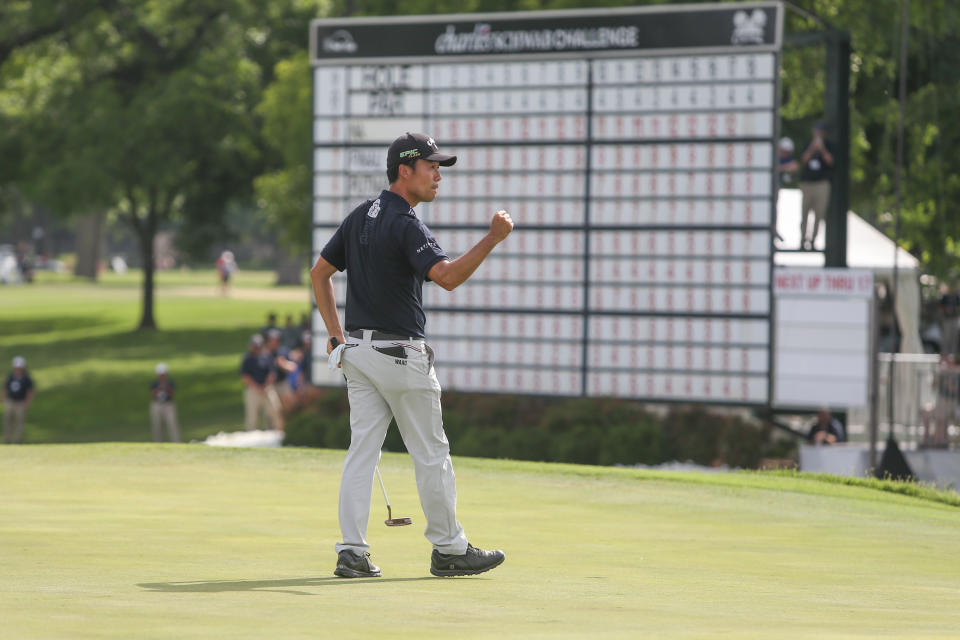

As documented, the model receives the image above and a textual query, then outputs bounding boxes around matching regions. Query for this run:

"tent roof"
[774,188,919,272]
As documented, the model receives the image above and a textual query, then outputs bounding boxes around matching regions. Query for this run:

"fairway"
[0,270,310,442]
[1,445,958,639]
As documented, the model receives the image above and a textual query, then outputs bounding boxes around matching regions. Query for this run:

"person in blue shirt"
[310,132,513,578]
[4,356,34,444]
[240,334,280,431]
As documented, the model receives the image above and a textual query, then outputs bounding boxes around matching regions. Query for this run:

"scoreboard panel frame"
[310,3,784,406]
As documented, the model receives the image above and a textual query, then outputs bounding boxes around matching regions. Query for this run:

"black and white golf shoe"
[334,550,382,578]
[430,543,505,577]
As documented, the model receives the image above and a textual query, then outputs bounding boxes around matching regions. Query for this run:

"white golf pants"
[335,331,467,556]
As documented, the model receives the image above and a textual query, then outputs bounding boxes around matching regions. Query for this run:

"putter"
[375,466,412,527]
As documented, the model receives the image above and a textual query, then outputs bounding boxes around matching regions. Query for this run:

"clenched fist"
[490,210,514,242]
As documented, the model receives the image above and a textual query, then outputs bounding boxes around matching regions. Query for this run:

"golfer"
[310,132,512,578]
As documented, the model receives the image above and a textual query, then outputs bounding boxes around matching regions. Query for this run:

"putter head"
[385,517,413,527]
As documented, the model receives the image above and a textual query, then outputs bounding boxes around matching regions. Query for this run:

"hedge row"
[283,388,794,469]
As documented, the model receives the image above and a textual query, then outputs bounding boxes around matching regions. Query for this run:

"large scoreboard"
[310,3,783,405]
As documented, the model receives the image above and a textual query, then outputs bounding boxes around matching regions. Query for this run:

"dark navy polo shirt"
[800,139,835,182]
[321,190,448,338]
[4,373,33,401]
[240,352,270,386]
[150,377,175,403]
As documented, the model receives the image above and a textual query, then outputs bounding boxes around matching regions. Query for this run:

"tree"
[781,0,960,278]
[1,1,265,328]
[254,52,313,284]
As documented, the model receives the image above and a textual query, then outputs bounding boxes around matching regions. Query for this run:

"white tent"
[774,188,923,353]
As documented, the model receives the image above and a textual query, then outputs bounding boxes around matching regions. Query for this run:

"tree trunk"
[274,251,303,286]
[137,206,158,331]
[74,211,105,280]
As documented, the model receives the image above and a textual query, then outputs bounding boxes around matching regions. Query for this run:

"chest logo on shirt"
[366,199,381,218]
[10,380,21,393]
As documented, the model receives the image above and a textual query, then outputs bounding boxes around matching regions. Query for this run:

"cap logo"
[427,137,436,147]
[399,149,420,158]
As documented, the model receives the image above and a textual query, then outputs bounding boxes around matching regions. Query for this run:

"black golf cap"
[387,132,457,170]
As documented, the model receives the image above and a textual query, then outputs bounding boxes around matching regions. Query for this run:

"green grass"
[0,444,958,639]
[0,270,310,442]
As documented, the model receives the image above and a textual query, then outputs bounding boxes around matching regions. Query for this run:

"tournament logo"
[731,9,767,45]
[322,29,358,54]
[434,23,638,54]
[366,198,381,218]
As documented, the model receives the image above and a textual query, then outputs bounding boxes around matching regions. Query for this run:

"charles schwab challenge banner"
[311,4,781,62]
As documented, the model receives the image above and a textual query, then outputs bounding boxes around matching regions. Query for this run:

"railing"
[847,353,959,450]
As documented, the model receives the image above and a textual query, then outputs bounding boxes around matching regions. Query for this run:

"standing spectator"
[921,354,957,448]
[939,280,960,358]
[15,242,34,283]
[288,331,314,394]
[281,313,301,350]
[265,328,297,417]
[4,356,34,444]
[240,334,281,431]
[260,312,279,339]
[298,331,313,389]
[798,121,835,250]
[807,408,846,446]
[778,137,798,187]
[215,250,236,295]
[150,363,181,443]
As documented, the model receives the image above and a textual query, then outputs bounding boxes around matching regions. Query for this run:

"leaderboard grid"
[311,4,783,405]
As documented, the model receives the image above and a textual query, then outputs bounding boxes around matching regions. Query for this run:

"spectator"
[240,334,281,431]
[281,313,301,350]
[288,331,314,394]
[15,242,34,283]
[298,331,313,389]
[215,250,236,295]
[4,356,34,444]
[807,408,846,446]
[939,280,960,358]
[798,121,835,250]
[150,363,181,443]
[265,328,297,414]
[778,137,798,187]
[260,312,279,339]
[922,354,957,448]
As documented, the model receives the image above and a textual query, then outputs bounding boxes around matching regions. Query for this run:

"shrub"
[282,388,789,469]
[598,420,664,466]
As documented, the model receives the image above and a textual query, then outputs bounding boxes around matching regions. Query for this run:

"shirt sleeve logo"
[416,240,440,254]
[366,199,381,218]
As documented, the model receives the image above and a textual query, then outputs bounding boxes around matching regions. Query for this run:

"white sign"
[773,267,874,409]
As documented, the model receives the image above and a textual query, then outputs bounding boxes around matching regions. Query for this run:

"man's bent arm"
[310,256,345,352]
[429,210,513,291]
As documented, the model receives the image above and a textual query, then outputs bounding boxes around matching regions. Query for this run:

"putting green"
[1,444,958,639]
